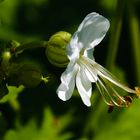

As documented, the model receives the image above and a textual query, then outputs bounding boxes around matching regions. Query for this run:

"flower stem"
[106,0,125,69]
[12,41,48,55]
[128,1,140,84]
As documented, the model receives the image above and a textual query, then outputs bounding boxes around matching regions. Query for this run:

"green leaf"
[0,85,24,111]
[93,100,140,140]
[0,0,4,3]
[3,108,73,140]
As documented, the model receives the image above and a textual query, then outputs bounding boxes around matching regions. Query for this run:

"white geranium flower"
[57,12,138,107]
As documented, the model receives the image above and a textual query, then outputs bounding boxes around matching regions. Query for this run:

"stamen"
[79,55,134,107]
[96,78,119,106]
[83,56,136,94]
[135,87,140,98]
[96,76,128,107]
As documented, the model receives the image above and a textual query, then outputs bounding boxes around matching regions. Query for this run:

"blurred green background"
[0,0,140,140]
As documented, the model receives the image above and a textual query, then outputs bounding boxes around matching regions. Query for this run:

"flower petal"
[57,63,78,101]
[67,12,110,60]
[77,12,110,50]
[57,81,75,101]
[76,66,92,106]
[84,67,98,83]
[66,34,81,61]
[80,65,92,97]
[83,48,95,60]
[79,56,98,82]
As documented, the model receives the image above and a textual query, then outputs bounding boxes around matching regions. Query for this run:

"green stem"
[128,1,140,84]
[106,0,125,69]
[13,41,48,55]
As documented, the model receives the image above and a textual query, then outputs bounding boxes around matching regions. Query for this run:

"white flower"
[57,12,137,107]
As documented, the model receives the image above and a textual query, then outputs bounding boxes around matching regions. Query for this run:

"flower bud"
[2,51,11,63]
[18,65,43,87]
[7,64,42,88]
[46,31,71,67]
[1,51,11,72]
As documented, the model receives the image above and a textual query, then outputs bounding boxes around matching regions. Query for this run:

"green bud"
[2,51,11,61]
[5,63,20,86]
[1,51,11,72]
[18,65,42,87]
[46,31,71,67]
[7,64,43,88]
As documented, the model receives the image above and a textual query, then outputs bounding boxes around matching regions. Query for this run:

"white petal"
[80,65,92,97]
[60,62,77,87]
[67,12,109,60]
[77,12,110,50]
[79,56,98,82]
[66,34,81,61]
[83,48,95,60]
[57,80,75,101]
[57,63,78,101]
[76,66,92,106]
[57,84,68,101]
[85,68,98,82]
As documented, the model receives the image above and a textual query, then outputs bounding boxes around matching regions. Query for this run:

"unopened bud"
[7,64,43,88]
[46,31,71,67]
[18,65,42,87]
